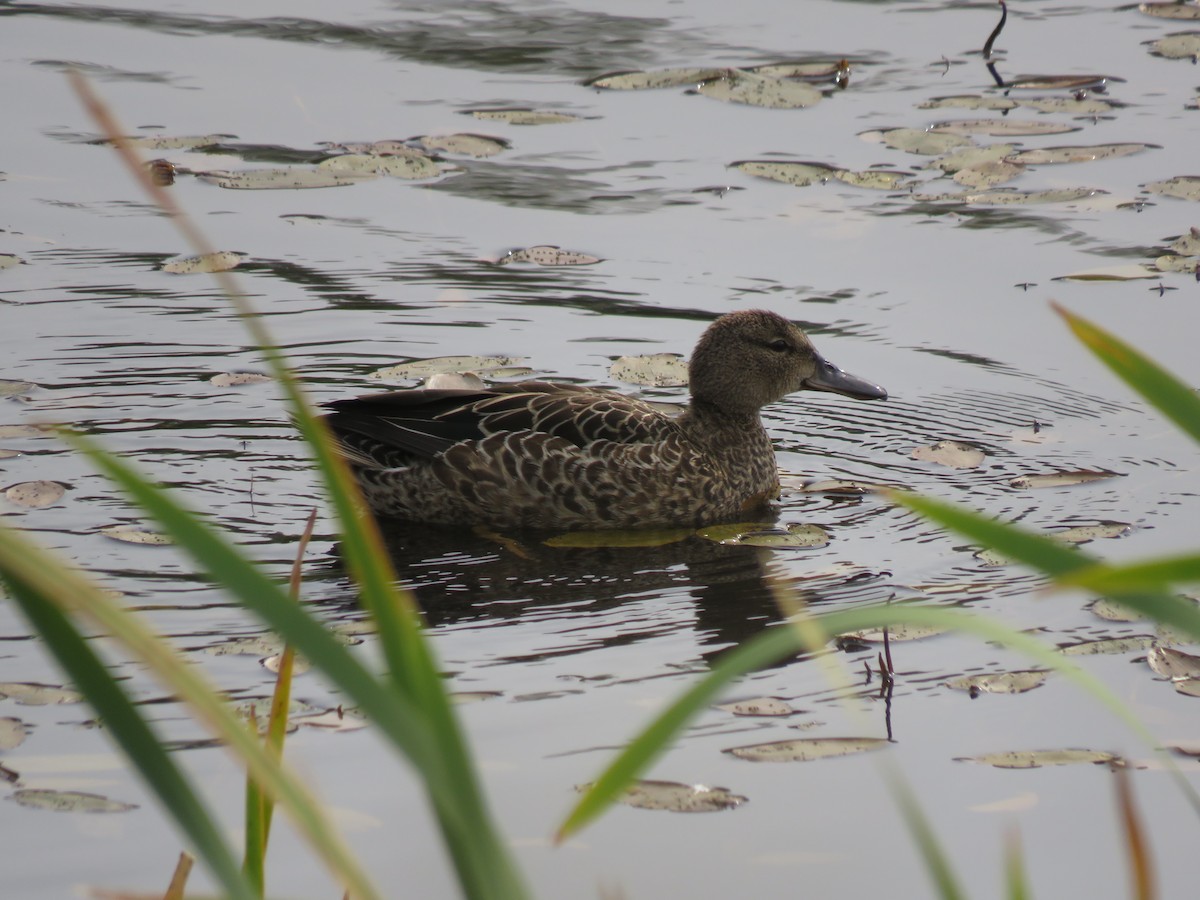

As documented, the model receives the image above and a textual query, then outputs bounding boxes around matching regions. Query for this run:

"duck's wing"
[322,382,675,466]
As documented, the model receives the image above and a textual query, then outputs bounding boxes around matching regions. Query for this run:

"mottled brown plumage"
[322,310,886,529]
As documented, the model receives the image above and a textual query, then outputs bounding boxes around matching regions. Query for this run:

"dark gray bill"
[804,354,888,400]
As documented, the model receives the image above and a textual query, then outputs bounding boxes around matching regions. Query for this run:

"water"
[2,1,1199,897]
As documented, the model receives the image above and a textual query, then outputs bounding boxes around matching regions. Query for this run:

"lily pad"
[1145,32,1200,59]
[952,160,1024,188]
[840,624,948,643]
[1006,75,1114,91]
[749,60,850,81]
[1008,470,1121,489]
[609,353,688,387]
[586,779,746,813]
[944,671,1048,695]
[292,707,371,732]
[955,749,1120,769]
[1155,254,1200,273]
[1169,227,1200,254]
[1089,598,1143,622]
[695,70,822,109]
[1008,143,1156,165]
[1139,1,1200,18]
[1054,264,1160,281]
[791,478,889,494]
[0,424,52,439]
[862,127,973,155]
[1145,176,1200,201]
[318,153,442,179]
[209,371,271,387]
[834,169,914,190]
[4,480,67,508]
[415,133,510,158]
[716,697,796,717]
[1173,679,1200,697]
[100,525,172,545]
[1055,522,1130,543]
[161,251,244,274]
[0,682,83,705]
[11,789,138,813]
[369,355,525,380]
[919,95,1018,111]
[201,635,285,657]
[1059,635,1157,656]
[121,134,230,150]
[724,736,887,762]
[262,653,310,675]
[702,523,830,549]
[1147,645,1200,681]
[923,187,1103,205]
[200,167,366,190]
[498,245,602,266]
[0,717,28,751]
[931,119,1080,137]
[732,160,840,186]
[584,68,726,90]
[1018,97,1116,115]
[910,440,985,469]
[0,254,24,270]
[928,144,1019,175]
[450,691,504,704]
[468,108,581,125]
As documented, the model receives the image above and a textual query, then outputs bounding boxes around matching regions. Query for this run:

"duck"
[322,309,886,530]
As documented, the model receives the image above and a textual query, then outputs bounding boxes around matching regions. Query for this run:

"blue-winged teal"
[323,310,886,529]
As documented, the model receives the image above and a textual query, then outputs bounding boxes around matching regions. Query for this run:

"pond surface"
[2,0,1200,897]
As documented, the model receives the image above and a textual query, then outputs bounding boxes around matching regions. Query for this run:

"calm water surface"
[2,1,1200,897]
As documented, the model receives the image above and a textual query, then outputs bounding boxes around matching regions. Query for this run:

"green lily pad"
[3,480,67,508]
[0,254,23,270]
[749,60,850,81]
[0,717,28,751]
[1059,635,1157,656]
[928,144,1019,174]
[732,160,840,186]
[318,153,443,179]
[415,133,510,158]
[1006,74,1114,91]
[702,523,829,549]
[121,134,231,150]
[584,779,746,812]
[369,355,525,380]
[468,108,582,125]
[1155,254,1200,273]
[1145,175,1200,201]
[931,118,1080,137]
[1008,143,1157,165]
[161,251,244,274]
[1146,31,1200,59]
[944,670,1048,695]
[1147,645,1200,681]
[862,128,973,155]
[724,736,887,762]
[1008,470,1121,489]
[840,624,948,643]
[584,68,726,90]
[696,70,822,109]
[609,353,688,387]
[200,167,367,190]
[99,524,172,545]
[834,169,914,190]
[0,682,83,705]
[1139,2,1200,19]
[910,440,985,469]
[1018,96,1116,114]
[716,697,796,717]
[952,160,1024,188]
[498,245,602,266]
[919,95,1018,111]
[956,749,1120,769]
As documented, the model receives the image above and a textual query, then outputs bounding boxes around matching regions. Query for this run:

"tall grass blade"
[0,534,256,900]
[1115,767,1156,900]
[880,760,965,900]
[1003,829,1031,900]
[1055,303,1200,447]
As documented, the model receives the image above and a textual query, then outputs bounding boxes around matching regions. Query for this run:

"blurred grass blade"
[1055,303,1200,447]
[1115,767,1156,900]
[559,602,1161,839]
[0,530,256,900]
[1059,554,1200,593]
[891,492,1200,643]
[880,760,964,900]
[1004,829,1031,900]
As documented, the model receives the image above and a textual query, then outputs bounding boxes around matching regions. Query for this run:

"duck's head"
[689,309,887,415]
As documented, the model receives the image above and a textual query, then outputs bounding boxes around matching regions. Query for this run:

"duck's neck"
[683,398,767,437]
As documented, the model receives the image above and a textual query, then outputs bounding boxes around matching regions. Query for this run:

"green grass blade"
[559,602,1169,839]
[880,760,965,900]
[1059,554,1200,593]
[0,536,256,900]
[1004,828,1031,900]
[1055,303,1200,447]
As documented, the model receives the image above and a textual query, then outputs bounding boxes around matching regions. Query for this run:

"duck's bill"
[804,355,888,400]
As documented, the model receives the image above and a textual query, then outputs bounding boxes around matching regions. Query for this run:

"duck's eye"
[768,339,790,352]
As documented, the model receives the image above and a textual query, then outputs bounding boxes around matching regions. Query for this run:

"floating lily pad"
[840,623,948,643]
[584,68,726,90]
[609,353,688,387]
[0,425,52,439]
[4,480,67,508]
[955,749,1120,769]
[544,528,694,548]
[1155,254,1200,273]
[161,251,244,275]
[121,134,230,150]
[11,789,138,813]
[1059,635,1157,656]
[862,128,973,155]
[1056,522,1131,543]
[0,254,23,270]
[200,167,366,190]
[700,523,830,549]
[1089,598,1143,622]
[1008,470,1121,489]
[953,160,1024,188]
[292,707,371,732]
[696,70,822,109]
[1171,227,1200,254]
[0,450,16,460]
[262,653,310,675]
[369,355,525,380]
[1018,96,1116,114]
[498,245,602,266]
[928,144,1019,174]
[100,524,172,545]
[834,169,914,190]
[1145,32,1200,59]
[944,670,1048,695]
[201,635,285,657]
[450,691,504,704]
[1054,264,1160,281]
[732,160,840,186]
[724,736,887,762]
[0,682,83,705]
[1147,645,1200,681]
[1006,74,1114,91]
[1139,2,1200,19]
[585,779,746,813]
[919,95,1018,111]
[0,379,34,396]
[1173,679,1200,697]
[750,60,850,81]
[1008,143,1157,165]
[910,440,985,469]
[209,371,271,387]
[318,153,443,179]
[415,133,510,158]
[716,697,796,717]
[468,108,582,125]
[931,119,1080,137]
[791,478,889,494]
[1144,176,1200,201]
[0,717,27,751]
[918,187,1103,205]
